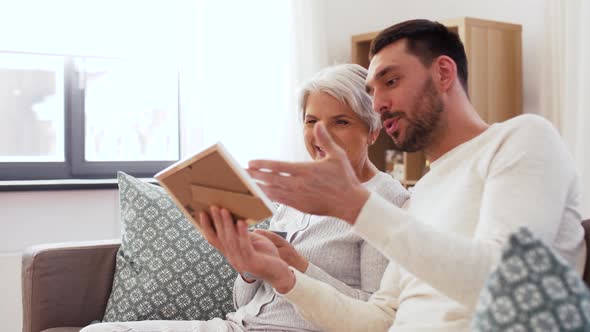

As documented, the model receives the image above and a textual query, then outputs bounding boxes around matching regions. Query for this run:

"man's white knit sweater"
[282,114,585,331]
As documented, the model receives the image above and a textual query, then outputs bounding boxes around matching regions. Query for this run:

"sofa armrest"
[22,240,121,332]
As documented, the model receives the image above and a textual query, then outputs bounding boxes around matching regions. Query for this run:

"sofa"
[21,240,120,332]
[22,219,590,332]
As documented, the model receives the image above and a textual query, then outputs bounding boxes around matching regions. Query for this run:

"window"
[0,53,65,164]
[0,53,180,180]
[0,0,299,183]
[0,0,190,182]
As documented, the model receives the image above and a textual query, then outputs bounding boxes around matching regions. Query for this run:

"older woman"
[81,64,409,332]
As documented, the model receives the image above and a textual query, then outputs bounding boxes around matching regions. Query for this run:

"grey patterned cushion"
[103,172,269,322]
[473,227,590,331]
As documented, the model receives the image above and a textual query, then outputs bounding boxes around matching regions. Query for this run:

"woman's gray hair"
[298,63,381,132]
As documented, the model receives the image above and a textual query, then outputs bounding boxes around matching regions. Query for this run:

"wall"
[320,0,545,115]
[0,253,22,332]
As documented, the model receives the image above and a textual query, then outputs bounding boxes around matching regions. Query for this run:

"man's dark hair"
[369,19,468,93]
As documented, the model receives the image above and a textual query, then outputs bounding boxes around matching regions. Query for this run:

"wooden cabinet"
[352,17,522,186]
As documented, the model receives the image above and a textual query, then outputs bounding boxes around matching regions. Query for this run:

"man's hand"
[248,122,370,224]
[255,229,309,273]
[199,206,296,293]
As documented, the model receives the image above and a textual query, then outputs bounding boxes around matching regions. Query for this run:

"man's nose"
[372,92,391,115]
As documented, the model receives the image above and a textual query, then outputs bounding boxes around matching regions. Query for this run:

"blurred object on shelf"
[385,149,404,181]
[423,160,431,176]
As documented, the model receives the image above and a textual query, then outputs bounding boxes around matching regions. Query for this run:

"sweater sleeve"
[232,275,262,310]
[303,238,388,301]
[353,117,578,308]
[282,263,400,332]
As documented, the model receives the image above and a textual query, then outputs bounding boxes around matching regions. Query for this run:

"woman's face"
[303,91,377,167]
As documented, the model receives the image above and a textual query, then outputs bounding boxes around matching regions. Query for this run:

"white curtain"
[0,1,192,59]
[181,0,329,165]
[281,0,329,162]
[541,0,590,218]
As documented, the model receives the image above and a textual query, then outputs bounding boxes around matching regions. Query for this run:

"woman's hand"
[254,229,309,273]
[199,206,296,293]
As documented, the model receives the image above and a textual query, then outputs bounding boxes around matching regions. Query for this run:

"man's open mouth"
[384,116,401,135]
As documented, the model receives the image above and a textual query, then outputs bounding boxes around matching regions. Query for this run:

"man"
[236,19,585,331]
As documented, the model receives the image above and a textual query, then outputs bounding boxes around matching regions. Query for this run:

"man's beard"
[382,78,444,152]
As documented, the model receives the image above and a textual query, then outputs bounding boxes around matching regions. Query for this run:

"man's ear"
[433,55,457,93]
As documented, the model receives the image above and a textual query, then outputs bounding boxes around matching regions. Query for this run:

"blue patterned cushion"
[473,227,590,331]
[102,172,270,322]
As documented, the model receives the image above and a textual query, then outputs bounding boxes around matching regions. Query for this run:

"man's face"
[366,40,444,152]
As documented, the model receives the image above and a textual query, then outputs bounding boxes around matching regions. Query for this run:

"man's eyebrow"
[375,65,399,80]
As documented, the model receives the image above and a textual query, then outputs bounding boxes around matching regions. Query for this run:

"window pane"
[81,59,179,162]
[0,53,65,162]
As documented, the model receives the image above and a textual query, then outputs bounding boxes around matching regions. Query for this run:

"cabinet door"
[460,21,522,123]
